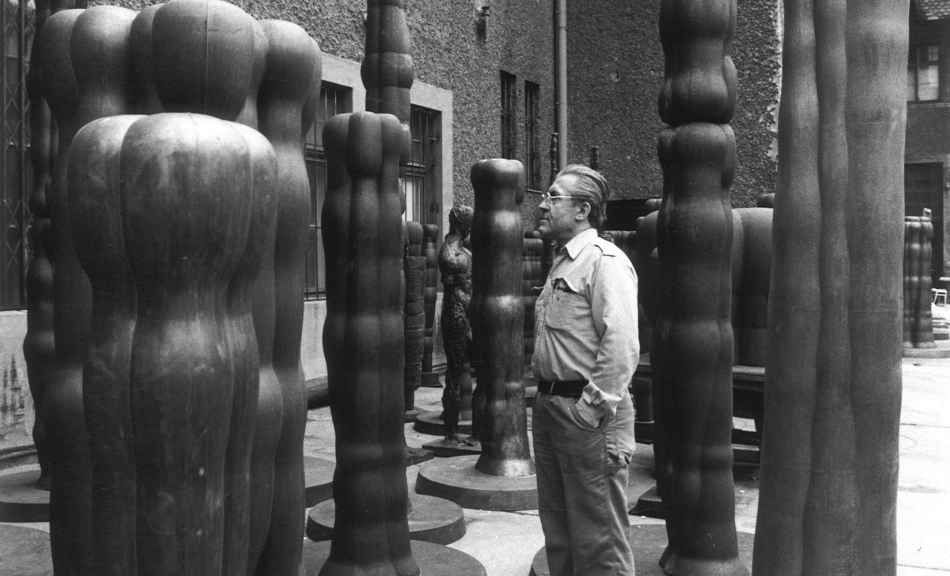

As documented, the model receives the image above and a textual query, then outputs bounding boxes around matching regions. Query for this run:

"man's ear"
[575,201,592,221]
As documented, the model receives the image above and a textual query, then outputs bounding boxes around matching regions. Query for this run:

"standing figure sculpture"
[532,165,639,576]
[438,205,476,447]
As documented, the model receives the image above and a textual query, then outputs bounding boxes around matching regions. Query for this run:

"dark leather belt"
[537,379,588,398]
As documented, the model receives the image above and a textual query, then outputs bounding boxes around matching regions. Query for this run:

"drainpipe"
[555,0,567,171]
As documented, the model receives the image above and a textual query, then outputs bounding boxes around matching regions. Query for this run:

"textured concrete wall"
[568,0,781,209]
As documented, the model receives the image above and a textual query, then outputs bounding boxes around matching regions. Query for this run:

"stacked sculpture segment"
[753,1,907,574]
[469,159,534,478]
[321,111,419,576]
[653,0,746,573]
[903,216,936,348]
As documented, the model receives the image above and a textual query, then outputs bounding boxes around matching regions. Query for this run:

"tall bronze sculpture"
[420,224,441,387]
[404,221,427,417]
[255,20,321,576]
[438,205,476,446]
[468,159,534,478]
[752,1,907,574]
[652,0,746,573]
[321,111,419,576]
[903,216,937,349]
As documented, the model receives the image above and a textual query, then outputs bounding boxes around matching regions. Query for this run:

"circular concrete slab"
[422,437,482,458]
[307,493,466,545]
[415,455,538,511]
[630,485,667,519]
[528,524,754,576]
[304,456,335,507]
[414,411,473,436]
[0,465,50,522]
[302,538,485,576]
[0,524,52,575]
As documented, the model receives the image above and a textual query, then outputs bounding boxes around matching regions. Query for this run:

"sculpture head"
[448,205,474,237]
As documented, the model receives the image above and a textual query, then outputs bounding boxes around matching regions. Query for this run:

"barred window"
[908,44,940,102]
[500,71,517,160]
[304,82,352,300]
[403,105,441,229]
[524,81,541,191]
[2,0,34,310]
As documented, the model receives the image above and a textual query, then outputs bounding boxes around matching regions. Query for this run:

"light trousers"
[532,392,637,576]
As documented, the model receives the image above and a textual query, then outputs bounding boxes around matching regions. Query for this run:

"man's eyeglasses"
[528,190,584,203]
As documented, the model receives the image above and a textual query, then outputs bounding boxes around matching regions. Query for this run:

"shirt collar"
[559,228,598,260]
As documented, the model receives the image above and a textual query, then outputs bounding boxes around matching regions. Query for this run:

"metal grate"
[524,81,541,191]
[1,0,33,310]
[304,82,352,300]
[500,71,517,160]
[403,105,440,229]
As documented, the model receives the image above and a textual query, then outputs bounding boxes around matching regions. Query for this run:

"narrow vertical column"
[420,224,440,385]
[469,159,534,478]
[362,0,413,156]
[404,221,426,415]
[69,114,142,576]
[321,111,419,576]
[752,0,907,574]
[522,232,544,361]
[121,114,254,576]
[653,0,745,573]
[903,216,936,348]
[255,20,321,576]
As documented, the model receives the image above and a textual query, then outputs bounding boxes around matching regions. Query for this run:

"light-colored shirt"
[532,228,640,416]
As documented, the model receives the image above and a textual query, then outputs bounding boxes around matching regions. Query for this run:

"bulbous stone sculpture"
[420,224,440,385]
[903,216,936,348]
[469,159,534,478]
[321,111,419,576]
[522,232,544,361]
[254,19,321,576]
[752,1,906,574]
[404,221,426,414]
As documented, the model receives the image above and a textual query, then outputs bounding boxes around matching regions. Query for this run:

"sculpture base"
[405,445,435,466]
[307,493,466,545]
[524,385,537,409]
[414,411,472,436]
[422,437,482,458]
[635,421,654,444]
[630,485,667,519]
[0,465,50,522]
[528,525,754,576]
[420,371,442,388]
[405,407,426,423]
[0,524,52,576]
[415,455,538,511]
[304,456,335,507]
[301,538,486,576]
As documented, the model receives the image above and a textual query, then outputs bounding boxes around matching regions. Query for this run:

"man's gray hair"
[557,164,609,228]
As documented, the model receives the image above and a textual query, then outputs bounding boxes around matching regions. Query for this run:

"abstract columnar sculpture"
[404,221,427,415]
[653,0,746,573]
[469,159,534,478]
[753,1,907,573]
[903,216,936,349]
[322,111,419,576]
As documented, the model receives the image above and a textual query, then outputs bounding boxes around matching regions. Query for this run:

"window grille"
[908,43,940,102]
[1,0,33,310]
[500,71,517,160]
[404,105,440,230]
[304,82,352,300]
[524,81,541,191]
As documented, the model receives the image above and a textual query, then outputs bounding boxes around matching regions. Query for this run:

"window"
[403,105,441,228]
[524,81,541,191]
[304,82,352,299]
[1,0,33,310]
[908,44,940,102]
[500,71,517,159]
[904,163,945,282]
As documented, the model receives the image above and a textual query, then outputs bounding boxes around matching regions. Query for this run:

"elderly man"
[532,164,639,576]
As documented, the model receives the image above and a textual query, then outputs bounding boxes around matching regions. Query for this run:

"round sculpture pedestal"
[303,456,335,507]
[630,485,667,519]
[415,455,537,511]
[307,493,466,545]
[528,524,754,576]
[422,436,481,458]
[0,524,52,575]
[0,465,50,522]
[301,538,485,576]
[420,371,442,388]
[414,411,472,436]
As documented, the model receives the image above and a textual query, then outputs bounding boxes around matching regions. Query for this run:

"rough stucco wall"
[97,0,554,232]
[568,0,780,210]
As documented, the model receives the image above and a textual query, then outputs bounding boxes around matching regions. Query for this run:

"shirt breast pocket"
[546,278,588,331]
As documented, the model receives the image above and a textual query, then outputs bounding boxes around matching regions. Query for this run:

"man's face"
[538,174,586,245]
